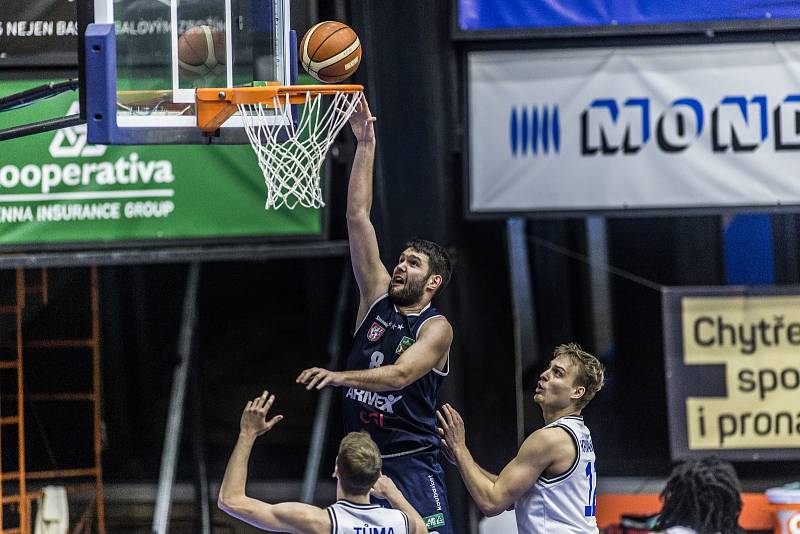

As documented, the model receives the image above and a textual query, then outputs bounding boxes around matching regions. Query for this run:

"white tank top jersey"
[514,415,599,534]
[327,500,409,534]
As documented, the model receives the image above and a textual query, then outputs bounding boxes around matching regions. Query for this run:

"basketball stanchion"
[196,85,364,209]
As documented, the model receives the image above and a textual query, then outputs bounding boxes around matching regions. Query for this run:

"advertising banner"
[663,286,800,461]
[458,0,800,32]
[0,0,79,66]
[0,81,321,248]
[468,43,800,215]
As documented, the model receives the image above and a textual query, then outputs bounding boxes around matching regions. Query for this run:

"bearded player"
[297,97,455,534]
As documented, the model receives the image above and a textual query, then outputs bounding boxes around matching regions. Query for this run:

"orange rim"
[195,84,364,132]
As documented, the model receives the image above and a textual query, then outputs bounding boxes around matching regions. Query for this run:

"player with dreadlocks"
[654,456,743,534]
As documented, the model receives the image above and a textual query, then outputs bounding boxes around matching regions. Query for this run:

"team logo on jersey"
[395,336,415,355]
[424,513,446,529]
[367,322,385,341]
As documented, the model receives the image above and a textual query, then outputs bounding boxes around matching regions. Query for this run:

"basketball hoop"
[196,85,364,209]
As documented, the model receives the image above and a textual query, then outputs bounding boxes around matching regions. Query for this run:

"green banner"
[0,81,321,248]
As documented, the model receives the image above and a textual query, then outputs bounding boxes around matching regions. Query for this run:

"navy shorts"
[373,448,454,534]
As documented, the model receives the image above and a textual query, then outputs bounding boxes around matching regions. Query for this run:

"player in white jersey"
[438,343,605,533]
[218,390,427,534]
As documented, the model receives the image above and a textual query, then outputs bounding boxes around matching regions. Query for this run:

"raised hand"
[436,403,467,455]
[349,96,376,143]
[240,391,283,437]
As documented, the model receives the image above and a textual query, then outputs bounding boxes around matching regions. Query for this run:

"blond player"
[438,344,605,533]
[218,390,426,534]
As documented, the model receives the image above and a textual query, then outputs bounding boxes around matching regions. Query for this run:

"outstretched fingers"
[296,367,317,385]
[252,390,269,410]
[347,97,376,142]
[304,369,324,390]
[436,408,449,430]
[314,373,334,390]
[297,368,336,390]
[240,390,283,436]
[444,403,464,425]
[438,403,458,426]
[265,413,284,430]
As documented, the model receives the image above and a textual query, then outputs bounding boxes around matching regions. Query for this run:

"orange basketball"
[178,25,226,79]
[299,21,362,83]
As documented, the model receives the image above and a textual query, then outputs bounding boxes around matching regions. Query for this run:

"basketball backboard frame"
[85,0,297,145]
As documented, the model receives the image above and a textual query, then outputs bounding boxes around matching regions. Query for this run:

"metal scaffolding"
[0,267,105,534]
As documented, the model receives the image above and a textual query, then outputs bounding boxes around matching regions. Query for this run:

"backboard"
[85,0,296,145]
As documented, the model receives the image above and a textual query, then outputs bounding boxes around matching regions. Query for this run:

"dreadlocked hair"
[654,457,743,534]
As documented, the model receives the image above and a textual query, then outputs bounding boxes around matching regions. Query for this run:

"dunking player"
[438,343,605,533]
[218,390,427,533]
[297,98,455,534]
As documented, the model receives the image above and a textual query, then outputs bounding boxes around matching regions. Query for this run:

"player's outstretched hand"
[296,367,342,390]
[349,96,376,144]
[370,474,399,500]
[240,390,283,438]
[436,403,467,455]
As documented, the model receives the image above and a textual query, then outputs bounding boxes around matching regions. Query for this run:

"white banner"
[468,43,800,214]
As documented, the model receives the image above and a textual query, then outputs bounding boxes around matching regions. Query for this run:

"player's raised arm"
[218,391,329,533]
[346,97,391,315]
[437,404,560,517]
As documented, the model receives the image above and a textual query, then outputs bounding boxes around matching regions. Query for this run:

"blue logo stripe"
[510,107,518,155]
[542,106,550,153]
[552,105,560,153]
[521,107,529,155]
[510,105,560,157]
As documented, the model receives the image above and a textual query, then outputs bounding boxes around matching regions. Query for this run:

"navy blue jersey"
[343,294,449,457]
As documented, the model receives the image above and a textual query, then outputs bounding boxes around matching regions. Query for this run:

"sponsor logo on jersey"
[359,410,384,427]
[376,314,404,331]
[424,513,446,529]
[346,388,403,413]
[367,322,385,341]
[428,475,443,512]
[395,336,415,355]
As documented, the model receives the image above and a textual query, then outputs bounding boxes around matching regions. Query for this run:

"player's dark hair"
[405,238,452,291]
[654,457,743,534]
[336,432,382,495]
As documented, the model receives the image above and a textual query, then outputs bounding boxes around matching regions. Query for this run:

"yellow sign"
[680,295,800,450]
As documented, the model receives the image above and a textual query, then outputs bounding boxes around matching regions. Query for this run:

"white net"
[238,89,363,209]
